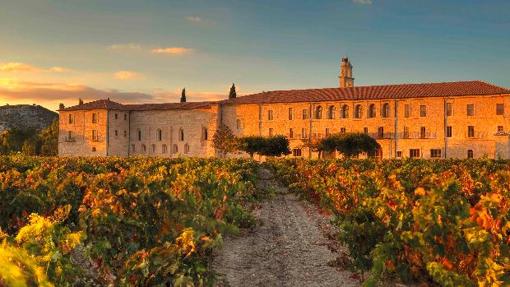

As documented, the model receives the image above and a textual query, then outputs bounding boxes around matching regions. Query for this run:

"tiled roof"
[60,99,213,111]
[226,81,510,105]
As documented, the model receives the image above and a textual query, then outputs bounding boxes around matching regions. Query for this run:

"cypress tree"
[229,83,237,99]
[180,88,186,103]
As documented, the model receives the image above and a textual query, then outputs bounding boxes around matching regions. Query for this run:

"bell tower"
[339,57,354,88]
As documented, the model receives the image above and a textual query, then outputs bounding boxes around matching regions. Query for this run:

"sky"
[1,0,509,110]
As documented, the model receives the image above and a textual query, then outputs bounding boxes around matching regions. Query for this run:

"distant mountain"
[0,104,58,132]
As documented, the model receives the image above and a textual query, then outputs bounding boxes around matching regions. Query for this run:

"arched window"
[172,144,178,154]
[202,127,208,140]
[151,144,156,153]
[354,104,363,119]
[382,103,390,118]
[162,144,167,154]
[341,105,349,118]
[368,104,376,118]
[157,129,162,141]
[315,106,323,119]
[268,110,273,120]
[328,106,336,119]
[142,144,147,153]
[179,128,184,141]
[184,144,190,154]
[137,129,142,141]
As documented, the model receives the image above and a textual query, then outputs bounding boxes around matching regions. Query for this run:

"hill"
[0,104,58,132]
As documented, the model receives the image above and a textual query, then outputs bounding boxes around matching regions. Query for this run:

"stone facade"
[58,59,510,159]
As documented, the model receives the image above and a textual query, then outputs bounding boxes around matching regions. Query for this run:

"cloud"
[0,62,39,72]
[113,70,142,80]
[49,66,70,73]
[186,16,202,23]
[151,47,193,55]
[353,0,373,5]
[108,43,143,51]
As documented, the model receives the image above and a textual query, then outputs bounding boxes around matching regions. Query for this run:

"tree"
[38,120,58,156]
[180,88,186,103]
[228,83,237,99]
[260,136,291,157]
[319,133,378,158]
[238,136,266,158]
[212,125,238,157]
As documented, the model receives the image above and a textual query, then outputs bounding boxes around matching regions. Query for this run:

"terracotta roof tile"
[60,99,213,111]
[226,81,510,105]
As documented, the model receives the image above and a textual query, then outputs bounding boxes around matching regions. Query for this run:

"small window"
[151,144,156,153]
[341,105,349,118]
[157,129,162,141]
[497,126,504,133]
[92,113,97,123]
[354,104,362,119]
[446,103,453,116]
[289,128,294,139]
[292,148,302,157]
[467,149,474,159]
[381,103,390,118]
[115,113,118,120]
[138,130,142,141]
[315,106,323,119]
[430,149,442,158]
[403,126,409,139]
[179,128,184,141]
[124,130,127,137]
[92,130,99,141]
[396,151,402,158]
[268,110,274,120]
[142,144,147,153]
[269,128,274,136]
[377,127,384,138]
[363,127,368,134]
[496,103,504,115]
[301,128,307,138]
[340,127,346,134]
[68,114,73,124]
[420,127,426,139]
[162,144,168,154]
[410,149,420,158]
[124,113,127,120]
[184,144,190,154]
[92,147,96,152]
[328,106,335,119]
[446,126,452,138]
[404,104,411,118]
[368,104,376,118]
[467,104,475,116]
[467,126,475,138]
[288,108,293,120]
[302,109,309,119]
[419,105,427,117]
[114,130,118,137]
[202,127,208,140]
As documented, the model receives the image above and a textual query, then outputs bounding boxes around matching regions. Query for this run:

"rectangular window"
[396,151,402,158]
[430,149,442,158]
[377,127,384,138]
[497,126,504,133]
[419,105,427,117]
[302,109,309,120]
[363,127,368,134]
[124,130,127,137]
[124,113,127,120]
[114,130,118,137]
[68,114,73,124]
[446,103,453,116]
[496,103,504,115]
[325,128,330,136]
[92,113,97,123]
[289,128,294,139]
[403,126,409,139]
[420,127,426,139]
[340,127,346,134]
[467,149,474,159]
[468,126,475,138]
[288,108,293,120]
[92,130,98,141]
[268,110,273,120]
[446,126,452,137]
[301,128,307,139]
[467,104,474,116]
[404,104,411,118]
[410,149,420,158]
[292,148,302,157]
[114,113,118,120]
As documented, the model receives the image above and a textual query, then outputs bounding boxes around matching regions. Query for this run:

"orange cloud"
[114,70,142,80]
[108,43,143,51]
[49,66,70,73]
[151,47,193,55]
[0,62,39,72]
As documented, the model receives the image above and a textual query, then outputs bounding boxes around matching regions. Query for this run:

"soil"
[213,169,359,287]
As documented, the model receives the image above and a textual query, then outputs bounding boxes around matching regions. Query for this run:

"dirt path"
[213,169,359,287]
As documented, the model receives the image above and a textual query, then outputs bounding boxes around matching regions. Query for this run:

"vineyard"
[271,159,510,286]
[0,156,509,286]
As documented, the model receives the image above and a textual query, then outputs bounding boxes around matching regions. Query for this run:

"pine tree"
[229,83,237,99]
[180,88,186,103]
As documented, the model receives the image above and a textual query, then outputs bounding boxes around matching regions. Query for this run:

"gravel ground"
[213,169,359,287]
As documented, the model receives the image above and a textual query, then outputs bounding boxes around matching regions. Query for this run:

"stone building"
[59,58,510,159]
